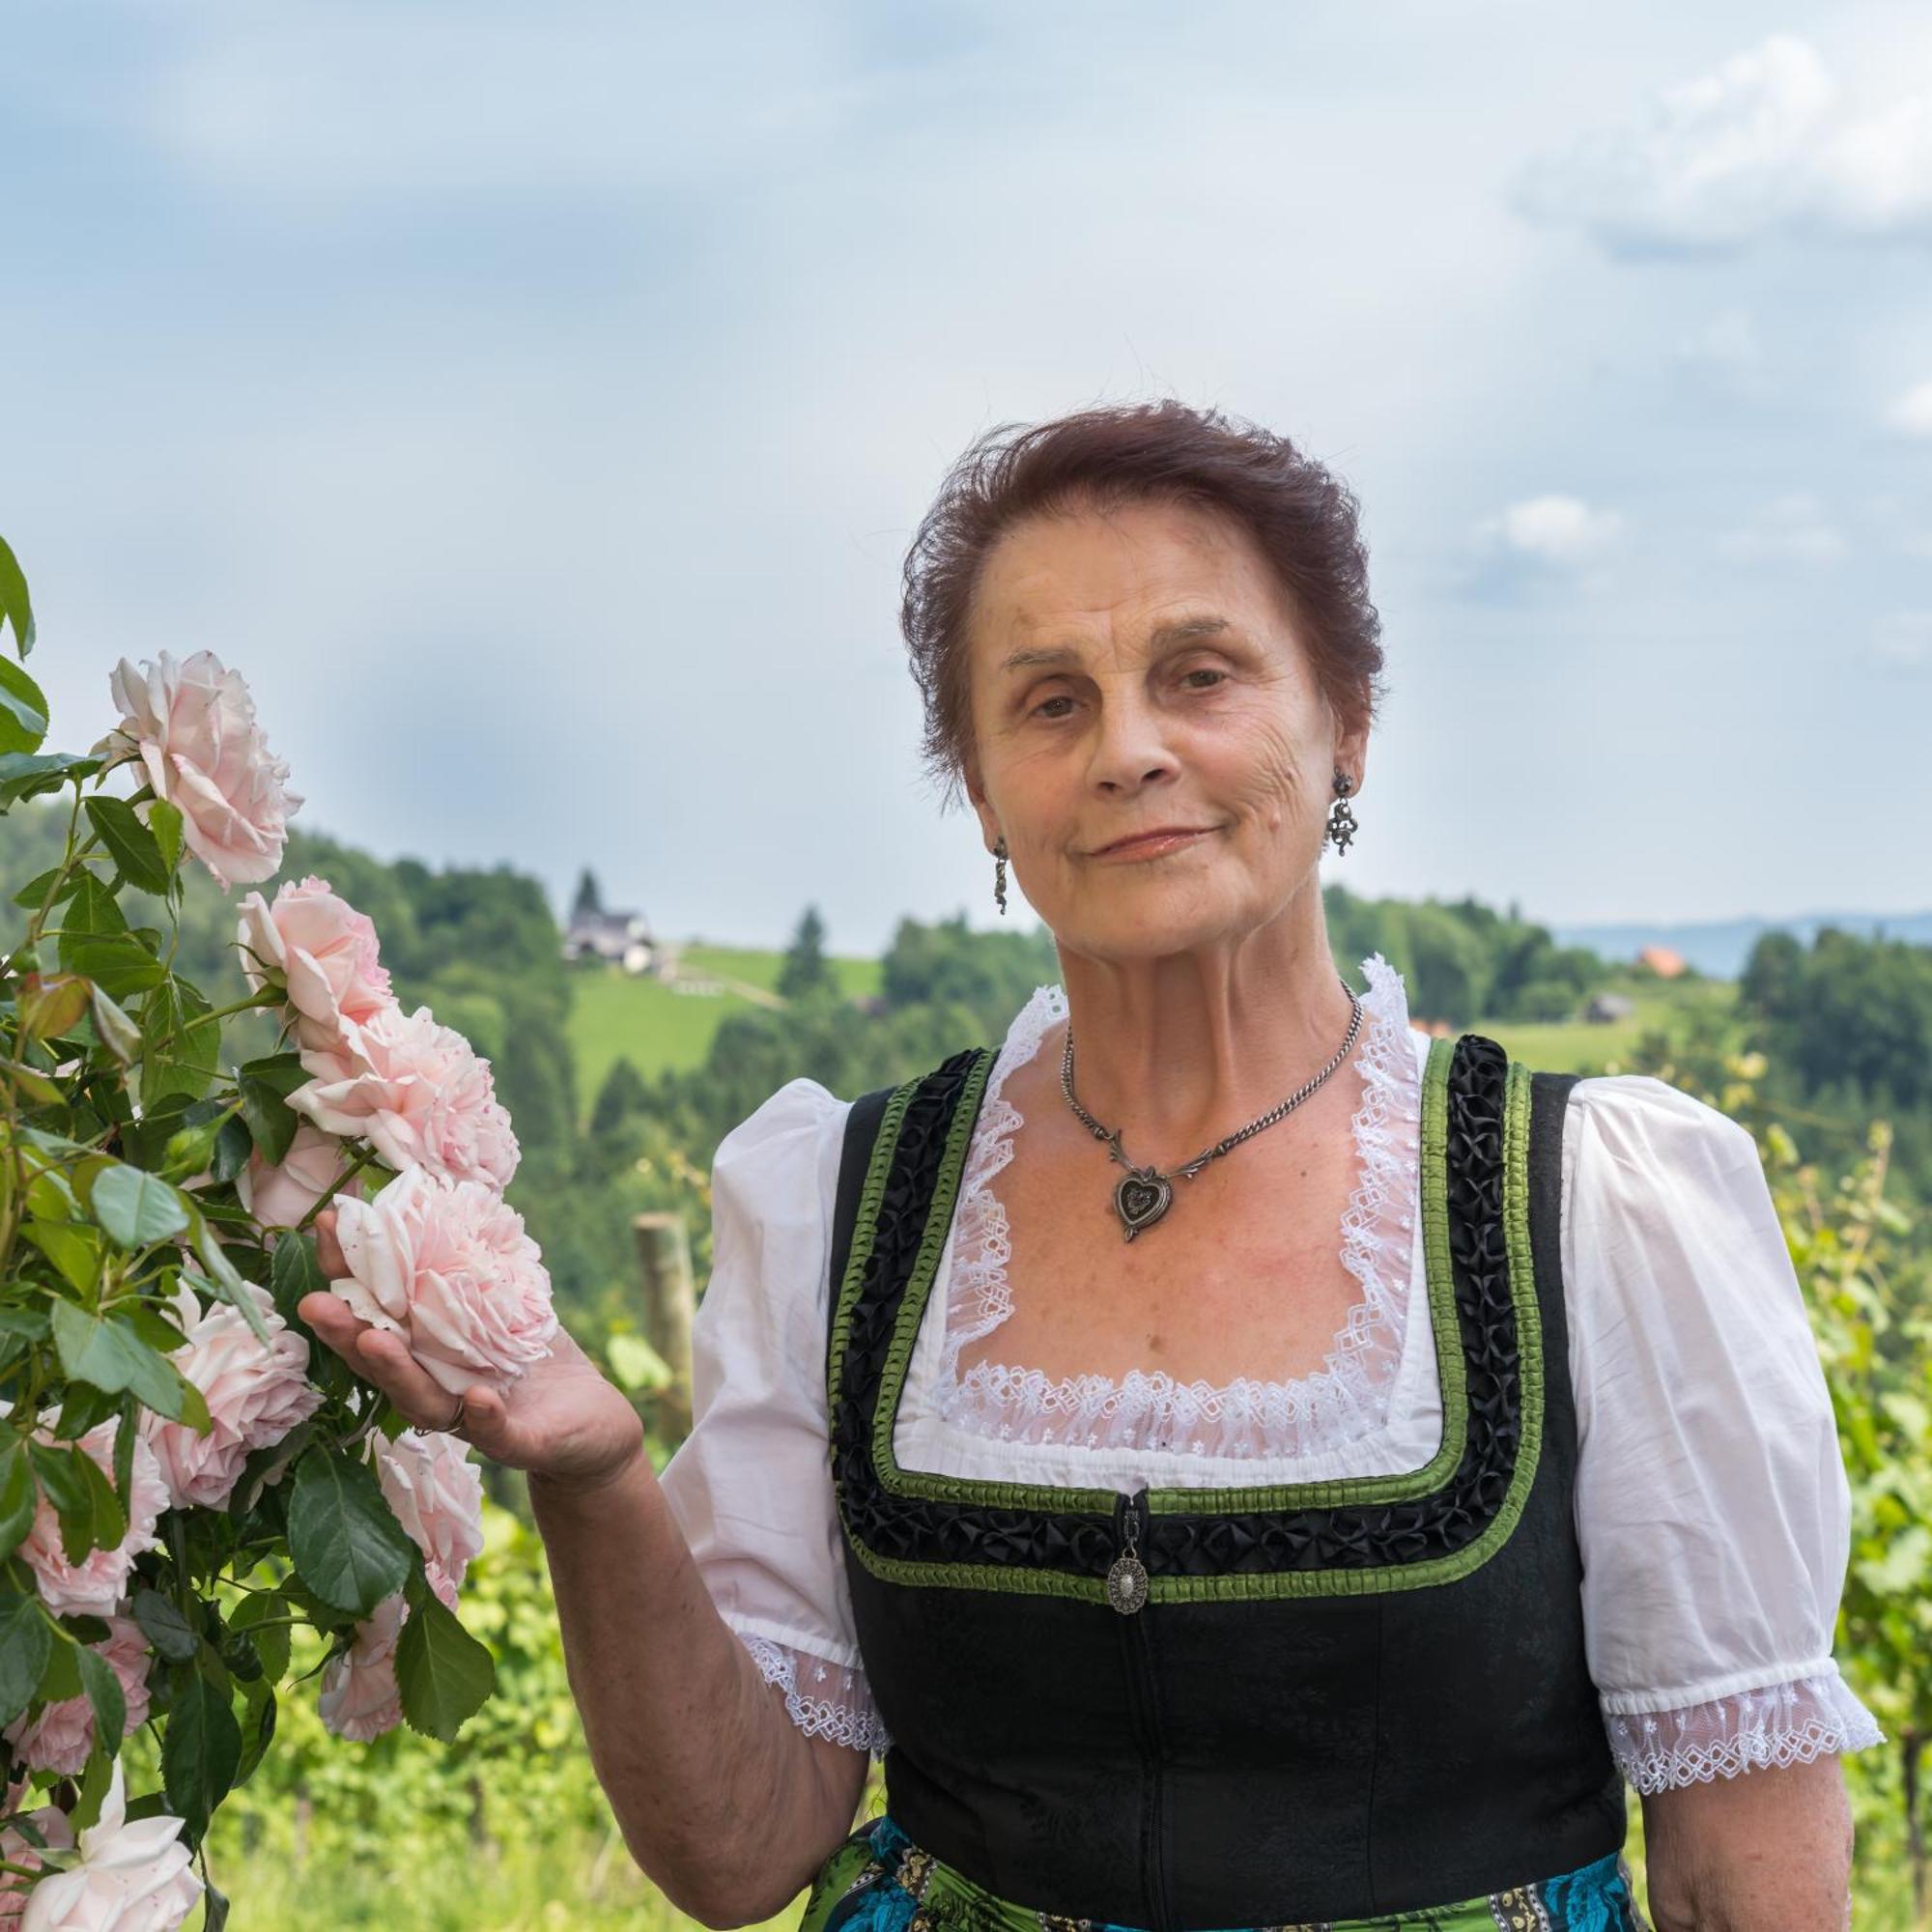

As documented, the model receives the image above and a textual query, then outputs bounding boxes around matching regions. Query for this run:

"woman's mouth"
[1089,825,1218,861]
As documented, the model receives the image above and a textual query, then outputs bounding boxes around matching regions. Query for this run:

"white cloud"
[1717,492,1847,564]
[1510,33,1932,253]
[1871,611,1932,670]
[1888,380,1932,436]
[1482,494,1625,564]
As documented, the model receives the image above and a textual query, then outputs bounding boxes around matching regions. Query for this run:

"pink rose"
[19,1421,168,1619]
[0,1786,73,1927]
[14,1759,201,1932]
[236,1119,368,1229]
[3,1616,153,1776]
[136,1280,325,1511]
[88,648,301,892]
[329,1164,556,1397]
[371,1429,484,1609]
[234,875,396,1056]
[317,1591,407,1743]
[289,1005,520,1191]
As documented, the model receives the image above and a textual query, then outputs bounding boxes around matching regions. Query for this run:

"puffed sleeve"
[1561,1072,1885,1794]
[655,1076,892,1757]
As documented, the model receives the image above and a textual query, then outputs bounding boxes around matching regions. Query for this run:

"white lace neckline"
[930,952,1424,1461]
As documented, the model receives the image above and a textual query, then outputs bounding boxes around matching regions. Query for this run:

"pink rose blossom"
[3,1616,153,1776]
[289,1005,520,1191]
[19,1421,168,1620]
[371,1429,484,1610]
[88,648,301,892]
[317,1591,407,1743]
[234,875,396,1056]
[236,1119,368,1229]
[14,1758,201,1932]
[0,1786,73,1927]
[136,1280,325,1511]
[329,1164,556,1397]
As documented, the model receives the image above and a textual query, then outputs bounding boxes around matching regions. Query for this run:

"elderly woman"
[302,402,1882,1931]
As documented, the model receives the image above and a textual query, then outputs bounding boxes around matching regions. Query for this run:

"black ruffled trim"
[830,1035,1520,1580]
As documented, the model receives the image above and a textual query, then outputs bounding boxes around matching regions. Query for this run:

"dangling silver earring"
[1324,772,1358,855]
[993,837,1009,915]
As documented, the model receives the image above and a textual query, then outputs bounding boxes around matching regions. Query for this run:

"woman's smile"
[1087,825,1222,863]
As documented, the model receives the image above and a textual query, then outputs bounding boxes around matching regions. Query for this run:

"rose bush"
[0,534,558,1924]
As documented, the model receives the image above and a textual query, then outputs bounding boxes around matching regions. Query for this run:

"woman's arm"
[1639,1756,1853,1931]
[299,1209,868,1930]
[528,1454,868,1926]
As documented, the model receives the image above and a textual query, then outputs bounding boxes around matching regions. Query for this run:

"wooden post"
[632,1210,695,1435]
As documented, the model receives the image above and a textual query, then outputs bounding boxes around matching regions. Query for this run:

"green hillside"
[566,943,883,1125]
[566,938,1728,1126]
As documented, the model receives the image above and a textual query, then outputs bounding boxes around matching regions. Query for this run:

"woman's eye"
[1031,695,1075,720]
[1184,668,1227,691]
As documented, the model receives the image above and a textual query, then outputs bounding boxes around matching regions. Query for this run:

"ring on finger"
[443,1391,469,1437]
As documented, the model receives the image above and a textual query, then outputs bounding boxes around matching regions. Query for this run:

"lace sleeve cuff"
[1602,1666,1886,1794]
[732,1628,894,1759]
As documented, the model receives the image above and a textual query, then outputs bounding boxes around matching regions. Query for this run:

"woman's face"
[962,493,1363,958]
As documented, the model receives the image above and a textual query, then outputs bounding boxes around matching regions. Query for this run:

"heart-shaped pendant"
[1113,1167,1173,1241]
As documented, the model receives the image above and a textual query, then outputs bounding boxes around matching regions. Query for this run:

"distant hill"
[1547,909,1932,980]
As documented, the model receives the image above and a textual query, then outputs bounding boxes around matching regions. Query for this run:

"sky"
[4,2,1929,954]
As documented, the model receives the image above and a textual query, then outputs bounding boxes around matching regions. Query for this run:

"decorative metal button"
[1106,1550,1149,1614]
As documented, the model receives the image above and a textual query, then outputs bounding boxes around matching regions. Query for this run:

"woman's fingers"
[294,1290,465,1434]
[353,1328,469,1432]
[311,1207,347,1280]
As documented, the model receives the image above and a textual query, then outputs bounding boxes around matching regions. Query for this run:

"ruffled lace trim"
[933,953,1422,1460]
[1603,1669,1886,1794]
[737,1631,894,1758]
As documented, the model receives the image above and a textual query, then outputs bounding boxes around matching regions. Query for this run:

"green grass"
[1472,975,1736,1075]
[200,1823,810,1931]
[564,945,882,1126]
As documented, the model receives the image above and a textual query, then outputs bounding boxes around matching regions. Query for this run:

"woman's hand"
[297,1206,647,1497]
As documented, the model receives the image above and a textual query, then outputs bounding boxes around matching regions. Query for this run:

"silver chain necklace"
[1059,972,1365,1241]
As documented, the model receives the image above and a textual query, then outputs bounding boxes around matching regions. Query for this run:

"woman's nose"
[1088,696,1180,792]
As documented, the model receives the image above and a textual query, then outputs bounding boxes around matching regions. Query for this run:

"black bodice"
[824,1031,1625,1928]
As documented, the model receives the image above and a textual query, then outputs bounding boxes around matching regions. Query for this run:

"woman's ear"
[963,764,1003,855]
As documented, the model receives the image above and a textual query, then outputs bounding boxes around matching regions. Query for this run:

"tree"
[778,904,834,1000]
[569,867,603,923]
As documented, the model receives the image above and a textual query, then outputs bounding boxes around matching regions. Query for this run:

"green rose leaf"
[131,1586,202,1664]
[52,1301,190,1422]
[237,1055,311,1170]
[0,753,102,808]
[227,1591,293,1686]
[59,932,167,1001]
[270,1230,330,1324]
[161,1664,242,1842]
[28,1440,103,1564]
[0,534,34,657]
[37,1632,82,1703]
[0,1592,53,1728]
[0,656,48,754]
[83,793,173,895]
[0,1441,37,1561]
[85,982,144,1067]
[140,975,219,1110]
[17,1219,104,1296]
[75,1640,128,1751]
[286,1448,415,1617]
[231,1677,277,1794]
[395,1587,496,1744]
[88,1162,191,1250]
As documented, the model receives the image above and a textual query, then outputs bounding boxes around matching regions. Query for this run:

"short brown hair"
[899,399,1389,813]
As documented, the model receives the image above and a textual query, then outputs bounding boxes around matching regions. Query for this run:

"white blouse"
[656,954,1886,1796]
